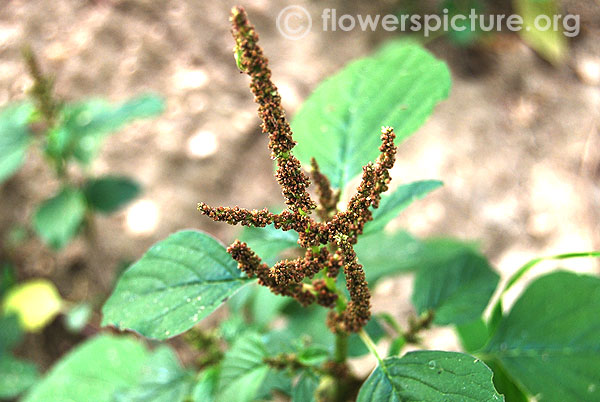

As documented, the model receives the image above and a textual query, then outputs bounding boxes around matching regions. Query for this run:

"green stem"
[491,251,600,323]
[376,312,403,335]
[359,328,382,364]
[334,332,348,364]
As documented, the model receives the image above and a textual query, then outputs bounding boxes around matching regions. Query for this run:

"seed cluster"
[311,158,340,221]
[198,7,398,334]
[231,7,315,214]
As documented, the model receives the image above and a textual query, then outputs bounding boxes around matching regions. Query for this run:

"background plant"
[0,48,164,400]
[402,0,569,64]
[0,47,164,250]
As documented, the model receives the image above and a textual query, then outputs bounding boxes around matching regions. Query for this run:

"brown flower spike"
[197,6,398,334]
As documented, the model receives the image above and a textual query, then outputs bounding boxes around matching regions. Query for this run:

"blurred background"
[0,0,599,378]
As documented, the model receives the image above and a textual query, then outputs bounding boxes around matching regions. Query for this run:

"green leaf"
[283,303,384,358]
[291,41,451,189]
[292,372,319,402]
[102,230,252,339]
[0,102,33,184]
[239,223,299,265]
[250,284,291,327]
[218,332,271,402]
[33,187,86,249]
[486,361,529,402]
[356,230,424,285]
[484,271,600,402]
[489,251,600,331]
[0,355,39,399]
[50,94,165,164]
[0,263,17,298]
[412,248,499,326]
[358,235,482,287]
[357,351,503,401]
[456,318,490,353]
[84,175,141,213]
[192,366,220,402]
[442,0,485,45]
[388,337,406,357]
[364,180,443,235]
[218,313,249,344]
[113,346,195,402]
[23,335,149,402]
[297,346,329,366]
[514,0,567,64]
[0,313,22,351]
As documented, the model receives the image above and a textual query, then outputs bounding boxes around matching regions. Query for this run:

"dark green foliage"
[102,230,253,339]
[357,351,503,401]
[33,187,87,249]
[412,247,499,325]
[84,176,141,213]
[484,272,600,402]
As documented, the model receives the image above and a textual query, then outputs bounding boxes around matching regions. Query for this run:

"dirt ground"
[1,0,599,371]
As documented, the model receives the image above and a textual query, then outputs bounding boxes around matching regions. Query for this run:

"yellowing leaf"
[2,279,63,332]
[514,0,567,64]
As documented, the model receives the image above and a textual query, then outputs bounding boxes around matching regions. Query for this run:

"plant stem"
[403,310,435,344]
[359,328,382,364]
[334,332,348,363]
[376,312,403,335]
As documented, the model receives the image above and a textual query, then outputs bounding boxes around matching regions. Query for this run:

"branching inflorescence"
[197,6,397,334]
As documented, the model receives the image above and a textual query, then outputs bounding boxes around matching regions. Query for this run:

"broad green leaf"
[257,369,292,400]
[356,230,424,285]
[283,303,384,358]
[357,351,503,401]
[239,223,298,265]
[113,346,195,402]
[102,230,252,339]
[33,187,87,249]
[358,235,482,287]
[456,318,490,353]
[2,279,63,332]
[48,94,165,164]
[0,102,33,184]
[292,372,319,402]
[0,355,39,399]
[84,175,141,213]
[218,313,249,344]
[0,313,22,351]
[489,251,600,333]
[485,271,600,402]
[412,248,499,326]
[192,366,220,402]
[514,0,567,64]
[364,180,443,235]
[291,41,451,189]
[218,332,271,402]
[486,361,529,402]
[23,335,149,402]
[250,284,291,327]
